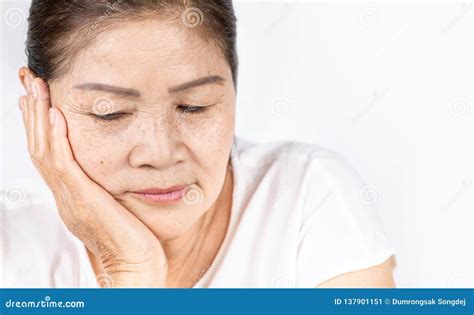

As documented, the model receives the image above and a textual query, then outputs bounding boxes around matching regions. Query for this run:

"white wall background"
[1,0,472,288]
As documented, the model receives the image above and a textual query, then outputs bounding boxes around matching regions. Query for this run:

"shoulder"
[231,136,360,215]
[316,256,396,288]
[232,136,338,164]
[0,200,92,287]
[230,136,366,237]
[231,136,347,181]
[231,137,395,287]
[232,136,352,175]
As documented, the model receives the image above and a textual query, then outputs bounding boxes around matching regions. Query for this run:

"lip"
[132,185,190,203]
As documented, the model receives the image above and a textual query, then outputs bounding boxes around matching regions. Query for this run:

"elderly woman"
[7,0,395,288]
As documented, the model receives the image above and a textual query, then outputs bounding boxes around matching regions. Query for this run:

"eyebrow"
[74,75,225,98]
[167,75,225,94]
[74,83,141,98]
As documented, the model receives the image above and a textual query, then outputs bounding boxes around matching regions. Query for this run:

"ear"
[18,66,35,93]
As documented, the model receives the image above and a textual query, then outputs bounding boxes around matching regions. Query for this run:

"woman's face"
[48,19,236,240]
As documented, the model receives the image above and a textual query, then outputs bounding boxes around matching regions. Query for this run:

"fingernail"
[19,98,25,112]
[49,108,56,125]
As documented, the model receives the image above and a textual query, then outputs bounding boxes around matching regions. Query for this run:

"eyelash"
[92,112,129,121]
[92,105,207,121]
[177,104,207,114]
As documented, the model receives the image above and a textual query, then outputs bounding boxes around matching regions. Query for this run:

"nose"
[128,115,187,170]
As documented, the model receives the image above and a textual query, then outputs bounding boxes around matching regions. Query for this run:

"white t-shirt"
[1,136,395,288]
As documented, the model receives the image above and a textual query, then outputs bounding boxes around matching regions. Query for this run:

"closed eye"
[91,112,129,121]
[91,105,208,121]
[177,104,207,114]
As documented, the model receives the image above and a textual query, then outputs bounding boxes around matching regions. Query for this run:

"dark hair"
[25,0,238,88]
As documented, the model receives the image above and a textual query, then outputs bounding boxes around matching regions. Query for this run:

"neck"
[87,164,234,287]
[163,164,234,287]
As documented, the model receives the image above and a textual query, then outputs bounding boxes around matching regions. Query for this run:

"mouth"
[131,184,191,204]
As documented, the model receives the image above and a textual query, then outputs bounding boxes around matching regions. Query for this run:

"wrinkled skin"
[18,19,236,287]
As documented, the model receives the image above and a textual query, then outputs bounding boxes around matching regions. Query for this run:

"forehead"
[66,20,229,96]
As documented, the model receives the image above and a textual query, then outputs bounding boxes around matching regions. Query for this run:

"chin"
[123,197,209,240]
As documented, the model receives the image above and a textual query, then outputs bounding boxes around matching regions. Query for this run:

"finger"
[32,78,52,158]
[24,71,32,95]
[25,90,36,155]
[19,96,28,128]
[49,106,90,187]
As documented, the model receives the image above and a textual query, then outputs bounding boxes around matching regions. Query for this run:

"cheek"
[187,108,235,188]
[181,103,235,146]
[205,106,235,163]
[65,117,127,189]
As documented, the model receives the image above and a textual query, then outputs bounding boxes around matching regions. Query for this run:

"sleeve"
[295,149,396,287]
